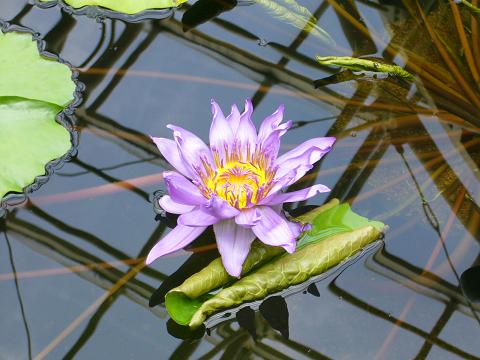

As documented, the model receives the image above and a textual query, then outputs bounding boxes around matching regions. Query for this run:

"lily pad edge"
[33,0,178,22]
[0,21,83,217]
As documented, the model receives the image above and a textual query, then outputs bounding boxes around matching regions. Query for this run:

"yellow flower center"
[205,161,271,208]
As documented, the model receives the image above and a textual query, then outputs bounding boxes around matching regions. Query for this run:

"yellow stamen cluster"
[198,147,275,209]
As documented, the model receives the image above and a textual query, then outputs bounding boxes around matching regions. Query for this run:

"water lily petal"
[167,124,214,175]
[257,104,285,144]
[178,196,240,226]
[163,171,206,206]
[146,225,207,265]
[150,137,192,178]
[260,120,292,159]
[177,207,220,226]
[214,219,256,277]
[235,207,261,228]
[275,137,336,186]
[260,184,331,205]
[206,196,240,218]
[252,206,296,253]
[210,99,234,155]
[236,100,257,155]
[159,195,195,214]
[288,220,304,237]
[226,104,241,133]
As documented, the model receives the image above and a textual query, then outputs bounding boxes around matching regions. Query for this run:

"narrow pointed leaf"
[316,56,415,81]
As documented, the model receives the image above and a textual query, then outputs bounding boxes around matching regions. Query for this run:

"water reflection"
[0,0,479,359]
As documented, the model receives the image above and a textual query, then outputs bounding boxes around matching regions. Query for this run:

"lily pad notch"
[0,23,82,214]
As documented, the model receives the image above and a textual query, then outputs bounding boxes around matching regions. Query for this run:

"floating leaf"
[0,30,74,204]
[255,0,335,45]
[316,56,415,81]
[297,203,384,248]
[161,199,338,311]
[0,31,75,107]
[0,98,70,199]
[165,201,384,328]
[39,0,187,14]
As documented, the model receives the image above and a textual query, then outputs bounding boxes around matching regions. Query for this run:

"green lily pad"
[0,98,70,199]
[0,31,75,107]
[0,30,75,204]
[164,200,385,328]
[38,0,187,14]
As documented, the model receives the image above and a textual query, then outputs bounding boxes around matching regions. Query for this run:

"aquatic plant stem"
[417,1,480,108]
[33,262,146,360]
[472,0,480,77]
[449,0,480,84]
[3,225,32,360]
[374,179,480,359]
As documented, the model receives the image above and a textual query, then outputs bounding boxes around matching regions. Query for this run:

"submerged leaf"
[165,201,384,328]
[255,0,335,45]
[39,0,187,14]
[316,56,415,81]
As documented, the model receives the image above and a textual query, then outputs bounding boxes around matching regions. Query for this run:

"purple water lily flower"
[147,99,335,277]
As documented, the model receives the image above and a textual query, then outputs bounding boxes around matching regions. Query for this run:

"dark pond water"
[1,0,480,359]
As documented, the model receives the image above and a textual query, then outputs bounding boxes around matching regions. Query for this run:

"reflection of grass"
[6,1,480,358]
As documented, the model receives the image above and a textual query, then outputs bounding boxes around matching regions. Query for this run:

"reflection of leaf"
[165,201,384,328]
[236,307,257,340]
[182,0,237,32]
[460,265,480,303]
[316,56,415,81]
[255,0,335,45]
[297,203,384,248]
[0,31,74,202]
[259,296,289,338]
[39,0,186,14]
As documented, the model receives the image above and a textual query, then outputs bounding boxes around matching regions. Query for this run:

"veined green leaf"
[297,203,384,248]
[0,31,75,107]
[39,0,187,14]
[316,56,415,81]
[0,98,70,199]
[165,199,338,311]
[165,201,385,328]
[0,31,74,203]
[255,0,335,45]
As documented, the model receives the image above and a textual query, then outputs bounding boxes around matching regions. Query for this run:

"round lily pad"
[0,98,71,199]
[37,0,186,15]
[0,29,76,208]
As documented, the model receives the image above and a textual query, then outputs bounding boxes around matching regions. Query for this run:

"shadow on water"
[0,0,479,359]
